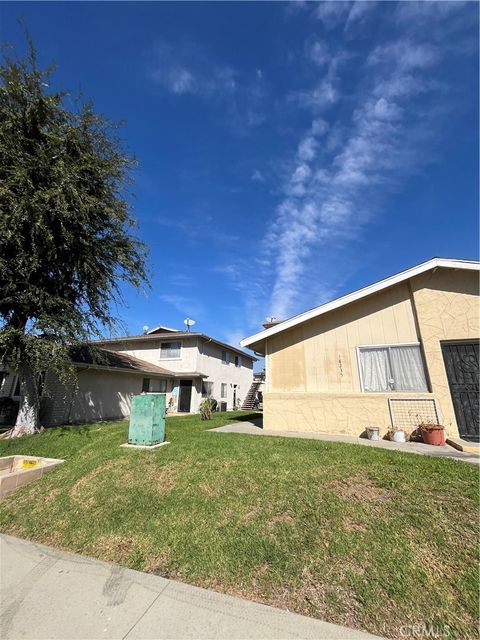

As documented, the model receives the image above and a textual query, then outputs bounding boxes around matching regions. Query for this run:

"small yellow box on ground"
[21,459,39,469]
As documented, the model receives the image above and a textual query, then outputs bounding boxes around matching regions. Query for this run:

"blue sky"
[2,1,478,355]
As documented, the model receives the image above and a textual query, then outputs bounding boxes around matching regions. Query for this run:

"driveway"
[0,534,381,640]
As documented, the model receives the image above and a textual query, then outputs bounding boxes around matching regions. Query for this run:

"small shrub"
[199,397,216,421]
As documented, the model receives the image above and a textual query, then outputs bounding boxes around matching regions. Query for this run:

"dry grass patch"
[92,534,146,564]
[326,478,392,503]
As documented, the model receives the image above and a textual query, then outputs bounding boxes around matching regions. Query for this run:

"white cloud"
[298,136,317,161]
[344,1,378,33]
[159,294,205,319]
[170,69,196,95]
[311,118,330,136]
[315,1,351,28]
[372,98,402,121]
[264,32,447,319]
[251,169,265,182]
[149,40,266,131]
[293,51,350,112]
[368,41,438,71]
[395,1,469,23]
[305,38,330,66]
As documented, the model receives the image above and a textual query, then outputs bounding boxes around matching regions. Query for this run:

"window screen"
[150,379,167,393]
[359,344,428,392]
[143,378,167,393]
[202,381,214,397]
[160,341,181,359]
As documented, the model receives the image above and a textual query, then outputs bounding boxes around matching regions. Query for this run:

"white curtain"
[361,348,391,392]
[390,346,428,391]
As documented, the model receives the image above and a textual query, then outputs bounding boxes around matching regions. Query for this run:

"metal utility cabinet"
[128,394,166,446]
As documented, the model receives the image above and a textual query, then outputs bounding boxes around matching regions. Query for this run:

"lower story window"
[221,383,227,399]
[358,344,428,392]
[202,381,214,397]
[142,378,167,393]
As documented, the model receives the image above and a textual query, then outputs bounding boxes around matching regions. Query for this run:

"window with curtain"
[202,381,214,397]
[359,344,428,392]
[142,378,168,393]
[160,341,181,359]
[150,379,168,393]
[221,350,229,365]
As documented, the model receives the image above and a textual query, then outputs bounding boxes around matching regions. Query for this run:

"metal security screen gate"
[441,341,479,441]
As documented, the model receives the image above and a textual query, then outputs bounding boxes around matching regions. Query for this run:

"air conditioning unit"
[219,401,227,412]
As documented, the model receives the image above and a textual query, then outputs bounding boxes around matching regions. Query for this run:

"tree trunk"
[9,365,42,437]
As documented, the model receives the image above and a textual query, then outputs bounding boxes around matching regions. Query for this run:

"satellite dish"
[184,318,196,332]
[142,325,149,333]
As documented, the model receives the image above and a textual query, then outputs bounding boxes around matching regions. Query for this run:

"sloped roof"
[146,325,180,334]
[240,257,480,352]
[94,333,257,361]
[71,346,175,377]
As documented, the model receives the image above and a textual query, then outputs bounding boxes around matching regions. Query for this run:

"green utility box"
[128,394,166,446]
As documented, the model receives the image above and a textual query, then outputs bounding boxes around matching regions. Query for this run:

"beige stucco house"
[241,258,479,442]
[0,326,255,426]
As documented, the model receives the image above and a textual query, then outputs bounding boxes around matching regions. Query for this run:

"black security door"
[441,341,479,441]
[178,380,192,413]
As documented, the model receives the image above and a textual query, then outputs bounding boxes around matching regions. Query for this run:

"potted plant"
[419,422,445,446]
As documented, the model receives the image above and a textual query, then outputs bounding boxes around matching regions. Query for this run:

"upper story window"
[358,344,428,393]
[221,350,229,365]
[160,341,181,360]
[234,355,241,367]
[202,381,214,397]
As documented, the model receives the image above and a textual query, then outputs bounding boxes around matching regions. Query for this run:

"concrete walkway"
[210,420,479,464]
[0,534,380,640]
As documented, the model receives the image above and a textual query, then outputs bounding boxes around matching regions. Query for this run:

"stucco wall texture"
[264,268,479,438]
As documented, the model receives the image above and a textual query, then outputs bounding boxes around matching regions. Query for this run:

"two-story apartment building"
[0,326,255,426]
[97,325,255,415]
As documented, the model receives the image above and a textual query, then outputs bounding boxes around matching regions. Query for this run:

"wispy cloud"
[149,39,267,132]
[292,50,351,111]
[159,294,205,319]
[150,40,236,97]
[261,9,465,319]
[156,216,240,245]
[251,169,265,183]
[313,1,378,31]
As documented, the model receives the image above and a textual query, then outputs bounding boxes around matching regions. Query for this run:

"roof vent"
[262,316,280,329]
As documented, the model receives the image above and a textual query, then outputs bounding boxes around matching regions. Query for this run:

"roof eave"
[240,258,480,348]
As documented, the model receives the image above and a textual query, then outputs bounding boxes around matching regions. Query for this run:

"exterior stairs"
[241,382,261,410]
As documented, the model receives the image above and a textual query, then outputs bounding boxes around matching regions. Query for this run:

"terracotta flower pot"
[420,424,445,446]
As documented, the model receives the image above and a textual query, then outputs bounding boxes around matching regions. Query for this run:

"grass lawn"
[0,411,478,639]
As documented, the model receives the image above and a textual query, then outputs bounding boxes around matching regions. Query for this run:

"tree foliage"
[0,38,148,435]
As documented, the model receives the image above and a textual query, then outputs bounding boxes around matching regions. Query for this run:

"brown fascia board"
[74,363,174,377]
[93,333,257,361]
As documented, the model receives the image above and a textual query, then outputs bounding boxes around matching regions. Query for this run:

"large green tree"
[0,41,148,437]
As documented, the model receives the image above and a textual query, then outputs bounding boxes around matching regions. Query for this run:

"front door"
[178,380,192,413]
[441,341,479,441]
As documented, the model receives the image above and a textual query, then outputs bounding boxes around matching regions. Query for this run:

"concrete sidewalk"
[209,421,479,464]
[0,534,380,640]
